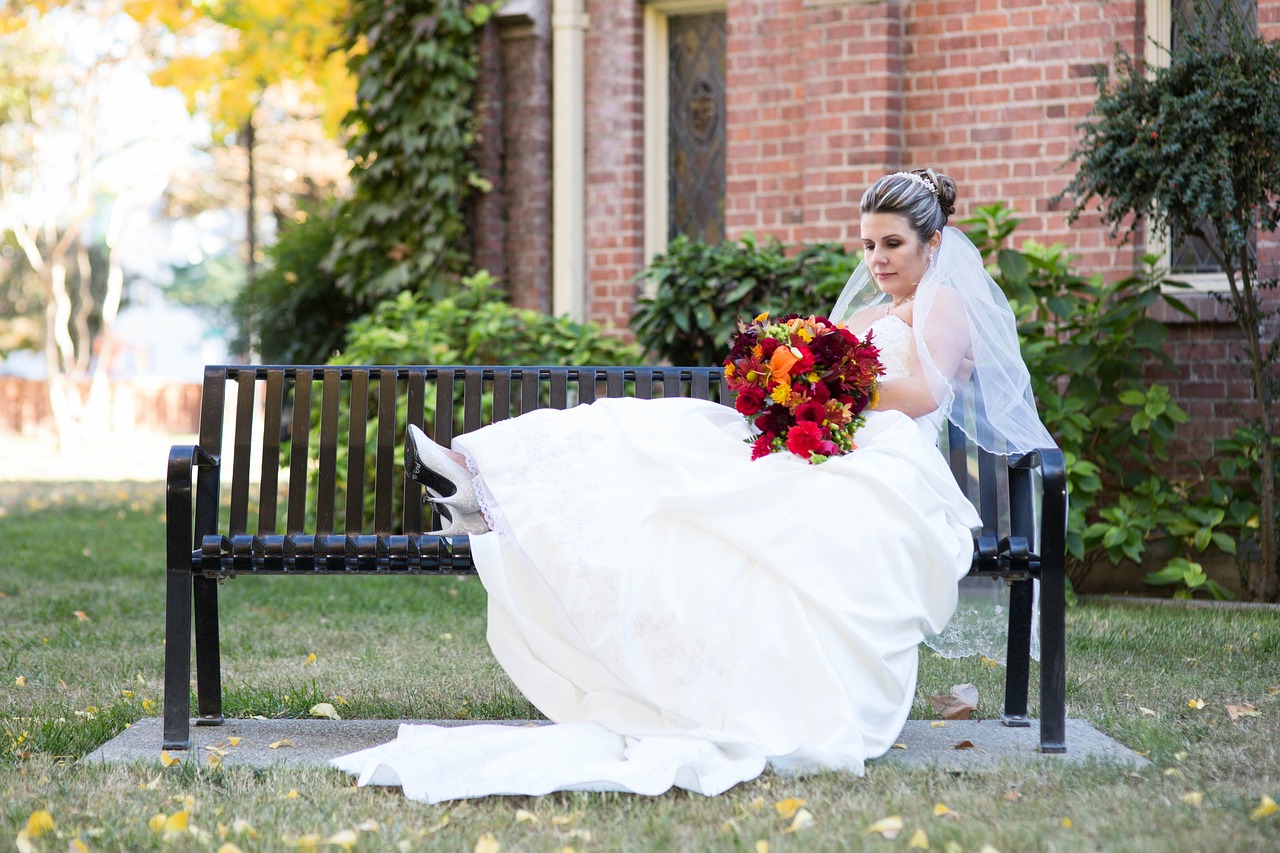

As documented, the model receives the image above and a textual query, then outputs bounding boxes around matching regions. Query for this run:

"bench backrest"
[194,364,1036,548]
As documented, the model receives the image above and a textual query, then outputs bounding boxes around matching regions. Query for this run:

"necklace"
[884,292,916,317]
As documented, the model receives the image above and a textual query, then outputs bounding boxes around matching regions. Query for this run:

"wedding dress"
[331,314,984,803]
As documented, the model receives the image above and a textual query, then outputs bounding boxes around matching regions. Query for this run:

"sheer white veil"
[832,225,1057,664]
[831,226,1055,457]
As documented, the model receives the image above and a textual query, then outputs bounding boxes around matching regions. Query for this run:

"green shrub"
[630,235,859,365]
[964,203,1232,599]
[337,271,641,366]
[235,206,360,365]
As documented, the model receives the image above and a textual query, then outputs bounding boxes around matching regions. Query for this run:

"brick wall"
[582,0,646,331]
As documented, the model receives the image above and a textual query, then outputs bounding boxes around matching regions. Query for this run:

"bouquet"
[723,312,883,464]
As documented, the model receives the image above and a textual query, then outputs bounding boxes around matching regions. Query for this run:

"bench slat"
[316,368,341,535]
[345,369,370,534]
[258,369,284,534]
[228,373,256,536]
[493,367,512,423]
[287,369,313,534]
[375,369,397,534]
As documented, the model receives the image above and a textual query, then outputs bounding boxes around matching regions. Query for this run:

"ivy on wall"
[327,0,498,308]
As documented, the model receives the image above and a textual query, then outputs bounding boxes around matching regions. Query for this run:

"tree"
[123,0,355,311]
[0,1,178,445]
[1061,9,1280,600]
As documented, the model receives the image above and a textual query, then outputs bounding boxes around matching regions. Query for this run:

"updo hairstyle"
[859,168,958,244]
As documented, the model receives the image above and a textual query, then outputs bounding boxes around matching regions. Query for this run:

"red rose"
[794,400,827,425]
[816,439,840,457]
[735,385,767,416]
[759,338,780,357]
[785,421,824,459]
[751,433,775,460]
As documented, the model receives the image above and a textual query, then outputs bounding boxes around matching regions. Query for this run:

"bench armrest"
[166,444,219,571]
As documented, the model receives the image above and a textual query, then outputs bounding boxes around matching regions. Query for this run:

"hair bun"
[918,168,957,219]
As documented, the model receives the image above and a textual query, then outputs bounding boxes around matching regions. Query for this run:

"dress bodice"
[867,314,913,381]
[865,313,945,442]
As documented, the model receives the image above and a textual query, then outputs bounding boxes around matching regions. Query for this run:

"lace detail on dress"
[923,576,1041,663]
[461,449,508,535]
[867,314,914,381]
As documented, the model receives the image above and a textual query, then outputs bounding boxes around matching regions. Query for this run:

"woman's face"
[860,213,941,298]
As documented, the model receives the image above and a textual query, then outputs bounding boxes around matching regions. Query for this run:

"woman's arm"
[869,290,972,419]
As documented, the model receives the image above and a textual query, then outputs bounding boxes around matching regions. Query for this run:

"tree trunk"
[243,115,257,360]
[1234,248,1279,601]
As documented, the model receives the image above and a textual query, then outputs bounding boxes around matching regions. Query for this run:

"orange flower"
[769,346,800,383]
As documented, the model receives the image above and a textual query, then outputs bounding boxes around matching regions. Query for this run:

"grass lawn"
[1,482,1278,852]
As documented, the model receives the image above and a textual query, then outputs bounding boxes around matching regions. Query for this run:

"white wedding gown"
[332,316,982,802]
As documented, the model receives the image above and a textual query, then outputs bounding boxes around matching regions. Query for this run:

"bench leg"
[162,571,192,750]
[193,575,225,726]
[1039,565,1067,753]
[1001,578,1033,728]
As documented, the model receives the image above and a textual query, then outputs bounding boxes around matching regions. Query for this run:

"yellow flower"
[754,311,770,323]
[724,363,735,378]
[751,344,763,359]
[869,387,881,409]
[770,380,792,405]
[796,325,814,343]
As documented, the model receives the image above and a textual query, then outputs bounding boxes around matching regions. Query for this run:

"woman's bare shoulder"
[843,306,880,336]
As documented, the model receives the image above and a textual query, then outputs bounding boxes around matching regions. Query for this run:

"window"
[1145,0,1258,286]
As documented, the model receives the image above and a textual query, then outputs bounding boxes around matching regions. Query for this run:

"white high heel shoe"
[431,502,490,537]
[405,424,481,515]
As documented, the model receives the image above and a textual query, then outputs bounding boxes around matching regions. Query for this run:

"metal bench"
[164,364,1067,754]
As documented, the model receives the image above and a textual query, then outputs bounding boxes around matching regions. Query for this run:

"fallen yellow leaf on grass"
[909,828,930,849]
[1187,698,1206,710]
[1138,707,1156,716]
[231,818,258,837]
[309,702,341,720]
[755,841,769,853]
[15,675,25,687]
[773,798,806,820]
[73,610,91,622]
[1227,703,1261,720]
[426,815,450,835]
[1251,795,1278,820]
[283,832,321,852]
[14,833,33,853]
[866,815,904,839]
[68,839,89,853]
[303,653,317,666]
[474,832,501,853]
[1060,817,1072,828]
[933,803,958,819]
[551,812,581,826]
[25,811,55,837]
[149,811,189,838]
[978,845,1003,853]
[1181,791,1203,806]
[785,808,815,833]
[217,844,245,853]
[891,742,907,749]
[227,736,241,746]
[269,740,297,749]
[325,829,359,851]
[515,809,537,824]
[284,790,299,799]
[930,721,946,727]
[160,750,181,767]
[207,753,222,769]
[980,656,999,668]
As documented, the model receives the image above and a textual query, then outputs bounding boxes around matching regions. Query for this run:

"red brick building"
[474,0,1279,457]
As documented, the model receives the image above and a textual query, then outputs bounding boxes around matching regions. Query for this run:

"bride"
[331,169,1056,803]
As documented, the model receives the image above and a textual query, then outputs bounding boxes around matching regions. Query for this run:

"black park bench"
[164,364,1067,754]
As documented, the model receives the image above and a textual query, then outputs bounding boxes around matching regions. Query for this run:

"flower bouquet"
[723,312,883,464]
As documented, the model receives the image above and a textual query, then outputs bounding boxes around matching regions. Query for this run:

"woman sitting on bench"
[333,169,1056,803]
